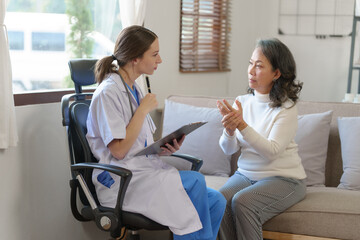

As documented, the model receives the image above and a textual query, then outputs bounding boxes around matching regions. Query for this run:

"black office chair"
[61,59,203,239]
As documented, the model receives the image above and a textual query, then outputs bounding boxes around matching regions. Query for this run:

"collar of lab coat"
[109,73,156,134]
[110,73,144,106]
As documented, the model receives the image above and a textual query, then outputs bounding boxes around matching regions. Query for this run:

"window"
[278,0,354,37]
[7,31,24,50]
[5,0,122,94]
[32,32,65,51]
[179,0,231,73]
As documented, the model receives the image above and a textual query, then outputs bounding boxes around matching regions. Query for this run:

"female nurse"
[86,25,226,239]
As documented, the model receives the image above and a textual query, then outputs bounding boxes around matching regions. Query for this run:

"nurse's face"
[248,47,280,94]
[135,38,162,75]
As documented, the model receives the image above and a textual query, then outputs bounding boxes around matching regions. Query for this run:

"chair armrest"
[71,163,132,219]
[170,153,203,171]
[71,162,132,178]
[71,162,134,236]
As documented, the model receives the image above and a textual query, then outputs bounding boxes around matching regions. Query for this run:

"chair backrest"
[64,59,99,205]
[70,102,93,164]
[68,100,99,205]
[68,59,97,94]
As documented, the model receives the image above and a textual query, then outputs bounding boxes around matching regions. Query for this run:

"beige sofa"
[158,95,360,240]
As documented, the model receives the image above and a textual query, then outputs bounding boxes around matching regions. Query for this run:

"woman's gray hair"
[247,38,303,108]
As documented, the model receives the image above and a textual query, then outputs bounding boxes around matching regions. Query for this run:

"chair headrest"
[68,59,98,89]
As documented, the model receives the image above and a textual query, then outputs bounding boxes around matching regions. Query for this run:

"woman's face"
[135,38,162,75]
[248,47,280,94]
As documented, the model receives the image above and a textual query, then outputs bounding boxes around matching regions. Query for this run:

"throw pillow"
[162,100,231,176]
[337,117,360,190]
[295,111,333,186]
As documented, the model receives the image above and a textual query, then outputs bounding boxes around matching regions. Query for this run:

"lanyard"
[125,82,140,106]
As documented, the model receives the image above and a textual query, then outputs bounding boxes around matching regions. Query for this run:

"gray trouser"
[218,171,306,240]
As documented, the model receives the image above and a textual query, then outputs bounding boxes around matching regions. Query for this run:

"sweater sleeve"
[219,129,240,155]
[240,106,298,161]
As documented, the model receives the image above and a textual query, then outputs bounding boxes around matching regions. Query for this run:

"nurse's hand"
[139,93,158,114]
[158,135,186,156]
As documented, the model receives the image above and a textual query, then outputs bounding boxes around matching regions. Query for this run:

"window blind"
[180,0,231,73]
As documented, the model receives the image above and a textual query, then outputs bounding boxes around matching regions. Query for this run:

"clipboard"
[134,121,207,156]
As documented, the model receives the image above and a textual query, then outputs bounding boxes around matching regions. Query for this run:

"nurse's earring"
[273,78,277,82]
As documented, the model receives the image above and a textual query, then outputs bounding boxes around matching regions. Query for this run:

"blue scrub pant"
[173,171,226,240]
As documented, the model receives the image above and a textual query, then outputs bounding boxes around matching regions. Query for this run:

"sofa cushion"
[337,116,360,190]
[263,187,360,239]
[162,100,232,176]
[295,111,333,186]
[204,175,229,190]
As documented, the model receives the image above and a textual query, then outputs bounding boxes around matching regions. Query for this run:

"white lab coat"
[86,73,202,235]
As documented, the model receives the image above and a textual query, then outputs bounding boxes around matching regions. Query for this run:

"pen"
[145,76,151,93]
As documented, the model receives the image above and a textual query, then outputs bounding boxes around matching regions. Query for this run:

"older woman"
[217,38,306,240]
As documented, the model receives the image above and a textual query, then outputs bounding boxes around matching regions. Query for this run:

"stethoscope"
[118,73,156,134]
[118,73,135,117]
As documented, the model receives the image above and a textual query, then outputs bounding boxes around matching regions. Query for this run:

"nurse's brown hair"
[94,25,158,84]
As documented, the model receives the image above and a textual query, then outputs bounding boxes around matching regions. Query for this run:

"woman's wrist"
[135,106,149,118]
[237,121,248,131]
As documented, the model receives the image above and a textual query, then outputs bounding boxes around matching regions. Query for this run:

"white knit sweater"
[219,91,306,181]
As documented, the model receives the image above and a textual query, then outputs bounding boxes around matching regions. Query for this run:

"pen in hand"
[145,76,151,93]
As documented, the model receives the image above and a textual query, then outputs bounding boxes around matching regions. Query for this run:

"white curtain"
[94,0,117,39]
[119,0,147,28]
[0,0,18,149]
[119,0,148,94]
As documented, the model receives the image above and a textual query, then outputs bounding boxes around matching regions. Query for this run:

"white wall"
[145,0,353,106]
[0,0,356,239]
[145,0,231,107]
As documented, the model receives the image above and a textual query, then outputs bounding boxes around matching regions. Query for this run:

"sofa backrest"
[296,101,360,187]
[166,95,360,187]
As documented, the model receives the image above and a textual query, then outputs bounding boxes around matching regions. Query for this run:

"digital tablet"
[134,121,207,156]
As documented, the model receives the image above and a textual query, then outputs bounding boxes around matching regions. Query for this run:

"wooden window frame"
[14,88,95,106]
[179,0,231,73]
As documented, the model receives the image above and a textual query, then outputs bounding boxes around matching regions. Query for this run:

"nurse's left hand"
[158,135,186,156]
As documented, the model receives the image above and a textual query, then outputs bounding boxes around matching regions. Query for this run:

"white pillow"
[295,111,333,186]
[337,117,360,191]
[162,100,231,176]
